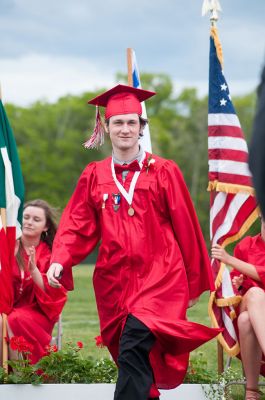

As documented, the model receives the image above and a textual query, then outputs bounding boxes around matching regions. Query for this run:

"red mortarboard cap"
[88,84,156,119]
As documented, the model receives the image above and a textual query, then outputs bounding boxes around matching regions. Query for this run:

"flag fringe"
[230,310,237,320]
[207,180,256,196]
[210,26,223,68]
[208,291,240,356]
[215,295,242,307]
[222,207,260,248]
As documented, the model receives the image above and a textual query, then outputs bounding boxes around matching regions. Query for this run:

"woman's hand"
[211,244,231,264]
[28,246,37,273]
[232,274,244,290]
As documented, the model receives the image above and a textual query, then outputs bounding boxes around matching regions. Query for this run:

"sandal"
[245,387,262,400]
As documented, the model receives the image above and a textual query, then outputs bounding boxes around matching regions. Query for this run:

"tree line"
[6,73,258,246]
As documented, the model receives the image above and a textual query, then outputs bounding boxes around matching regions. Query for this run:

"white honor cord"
[111,151,146,206]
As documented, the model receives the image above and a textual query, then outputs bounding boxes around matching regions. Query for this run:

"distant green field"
[59,264,243,374]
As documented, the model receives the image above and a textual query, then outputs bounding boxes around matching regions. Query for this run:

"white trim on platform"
[0,383,209,399]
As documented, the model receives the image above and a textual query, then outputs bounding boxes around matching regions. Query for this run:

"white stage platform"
[0,383,210,399]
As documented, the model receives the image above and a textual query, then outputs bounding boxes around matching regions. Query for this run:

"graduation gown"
[8,241,67,364]
[51,153,219,388]
[231,234,265,376]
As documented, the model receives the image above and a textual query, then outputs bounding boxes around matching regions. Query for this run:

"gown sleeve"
[158,160,215,299]
[232,237,263,294]
[50,163,101,289]
[254,264,265,288]
[33,243,67,322]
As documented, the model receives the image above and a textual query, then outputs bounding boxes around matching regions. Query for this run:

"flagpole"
[127,48,133,87]
[202,0,225,375]
[0,84,9,374]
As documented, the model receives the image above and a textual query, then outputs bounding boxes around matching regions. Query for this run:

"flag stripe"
[209,148,249,162]
[210,193,233,241]
[208,136,248,152]
[208,113,241,127]
[208,172,253,187]
[212,193,250,243]
[209,125,244,138]
[209,160,251,176]
[222,308,237,340]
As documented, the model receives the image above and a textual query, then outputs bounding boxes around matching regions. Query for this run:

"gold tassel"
[210,26,224,69]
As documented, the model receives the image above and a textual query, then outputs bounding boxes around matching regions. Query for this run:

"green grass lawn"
[59,264,243,374]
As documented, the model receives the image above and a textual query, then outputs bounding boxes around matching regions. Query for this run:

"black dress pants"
[114,314,157,400]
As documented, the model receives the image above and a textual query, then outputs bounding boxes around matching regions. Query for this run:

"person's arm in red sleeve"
[212,238,261,285]
[48,164,101,289]
[232,238,258,293]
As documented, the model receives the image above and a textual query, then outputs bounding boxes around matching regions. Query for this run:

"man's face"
[107,113,142,153]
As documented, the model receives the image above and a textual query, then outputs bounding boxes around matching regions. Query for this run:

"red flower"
[35,369,50,381]
[10,336,33,354]
[77,341,83,349]
[94,335,105,348]
[35,368,44,376]
[45,344,58,354]
[142,155,156,174]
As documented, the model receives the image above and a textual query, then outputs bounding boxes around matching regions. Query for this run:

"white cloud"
[0,54,116,105]
[0,54,258,107]
[0,0,264,105]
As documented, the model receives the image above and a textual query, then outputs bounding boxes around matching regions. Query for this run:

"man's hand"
[28,246,37,273]
[47,263,63,288]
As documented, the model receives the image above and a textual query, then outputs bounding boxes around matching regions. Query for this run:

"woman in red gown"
[2,200,67,364]
[212,217,265,400]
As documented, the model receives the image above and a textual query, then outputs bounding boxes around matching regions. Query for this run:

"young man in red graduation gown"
[47,85,219,400]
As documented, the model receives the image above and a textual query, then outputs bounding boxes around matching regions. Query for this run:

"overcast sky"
[0,0,264,106]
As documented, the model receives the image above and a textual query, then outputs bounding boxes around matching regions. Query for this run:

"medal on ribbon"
[111,151,146,217]
[112,193,121,212]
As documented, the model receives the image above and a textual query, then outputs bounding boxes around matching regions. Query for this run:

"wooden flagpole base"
[2,313,8,373]
[217,341,224,374]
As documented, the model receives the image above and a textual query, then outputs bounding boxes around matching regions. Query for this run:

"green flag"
[0,99,24,237]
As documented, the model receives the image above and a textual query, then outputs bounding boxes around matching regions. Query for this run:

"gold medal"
[128,206,135,216]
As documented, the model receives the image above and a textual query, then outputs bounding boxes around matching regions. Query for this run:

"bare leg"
[243,288,265,354]
[237,311,262,395]
[6,322,18,361]
[239,288,265,399]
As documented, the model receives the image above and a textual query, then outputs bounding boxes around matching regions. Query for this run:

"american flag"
[128,48,152,153]
[208,27,258,356]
